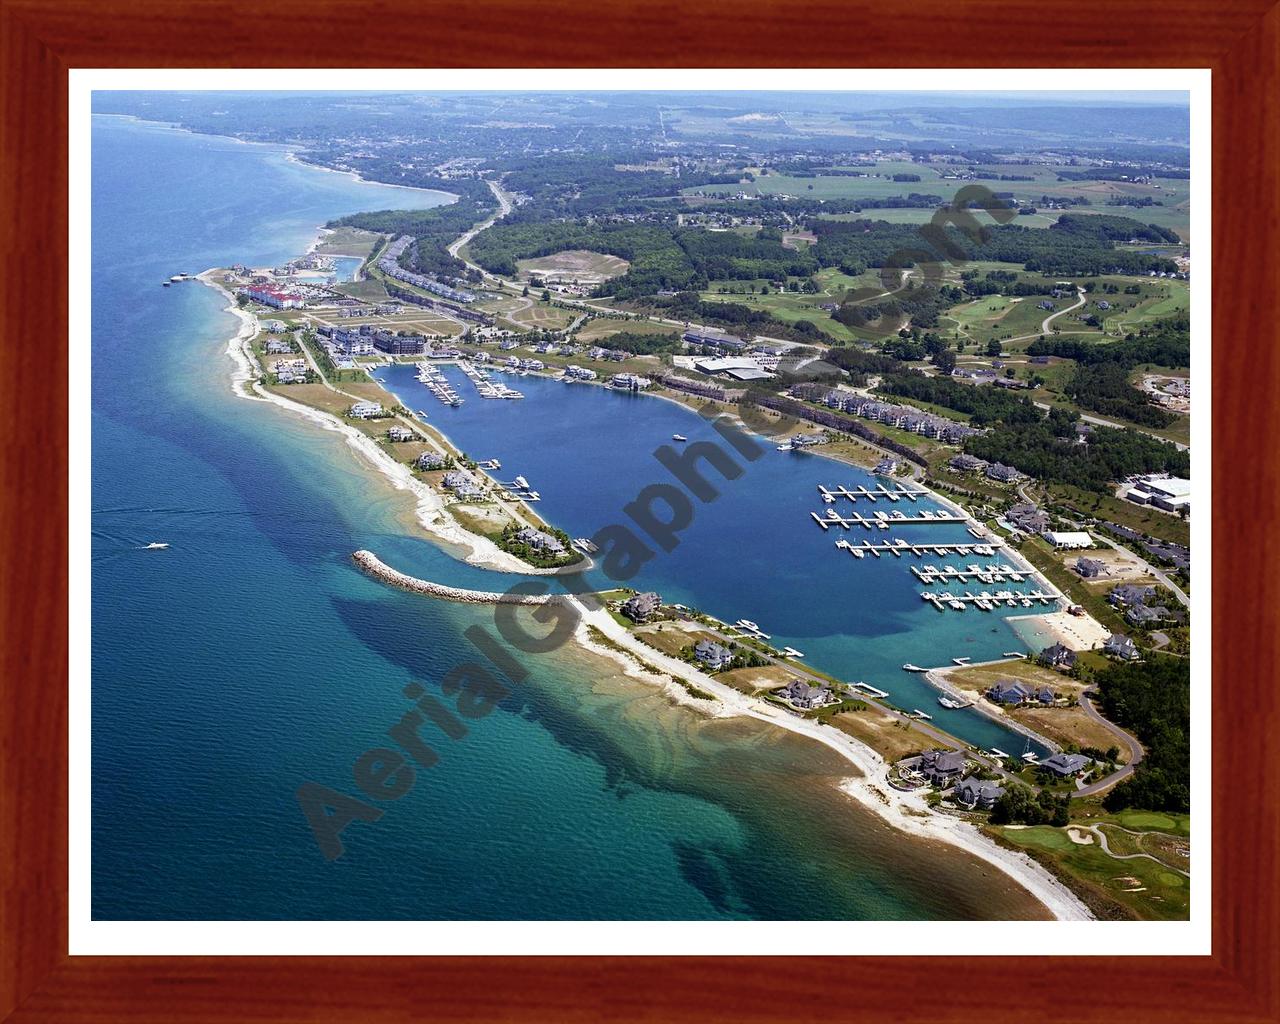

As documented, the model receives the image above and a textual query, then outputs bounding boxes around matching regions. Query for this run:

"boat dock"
[811,508,964,531]
[818,484,926,503]
[909,563,1028,585]
[416,362,464,406]
[851,682,890,698]
[834,538,1003,558]
[459,360,524,400]
[920,589,1057,612]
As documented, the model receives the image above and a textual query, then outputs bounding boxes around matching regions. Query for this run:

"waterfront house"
[986,680,1055,706]
[693,639,734,671]
[349,401,383,419]
[265,338,293,355]
[779,679,837,710]
[952,778,1005,810]
[621,592,662,623]
[1038,643,1077,672]
[1074,557,1108,579]
[1038,752,1092,778]
[918,749,967,785]
[512,527,566,556]
[414,452,447,471]
[1005,503,1051,534]
[873,457,898,476]
[442,470,483,499]
[387,426,415,443]
[1104,633,1140,660]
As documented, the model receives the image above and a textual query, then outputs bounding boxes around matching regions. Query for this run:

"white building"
[1043,530,1095,550]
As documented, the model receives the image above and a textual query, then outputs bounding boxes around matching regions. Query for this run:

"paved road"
[1071,693,1145,798]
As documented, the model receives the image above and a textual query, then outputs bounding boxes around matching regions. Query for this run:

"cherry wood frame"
[2,1,1276,1020]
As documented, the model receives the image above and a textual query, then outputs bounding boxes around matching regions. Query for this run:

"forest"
[1096,656,1190,813]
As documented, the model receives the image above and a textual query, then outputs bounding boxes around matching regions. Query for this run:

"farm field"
[575,317,681,342]
[681,160,1190,240]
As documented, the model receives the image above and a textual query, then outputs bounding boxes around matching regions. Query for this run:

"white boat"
[737,619,759,631]
[144,542,169,550]
[776,441,794,451]
[938,695,972,709]
[902,663,927,673]
[514,475,530,490]
[672,434,687,442]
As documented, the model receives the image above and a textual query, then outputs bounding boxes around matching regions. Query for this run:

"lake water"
[90,111,1049,921]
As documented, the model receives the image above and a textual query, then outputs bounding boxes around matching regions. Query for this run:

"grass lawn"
[830,708,936,762]
[314,226,382,257]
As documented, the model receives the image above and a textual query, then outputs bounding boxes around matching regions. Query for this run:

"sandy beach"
[353,547,1093,922]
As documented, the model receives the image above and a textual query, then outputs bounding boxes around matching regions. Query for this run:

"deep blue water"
[375,363,1053,756]
[90,112,1049,921]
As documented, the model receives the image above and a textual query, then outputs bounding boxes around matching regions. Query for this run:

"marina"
[416,361,464,406]
[459,360,525,400]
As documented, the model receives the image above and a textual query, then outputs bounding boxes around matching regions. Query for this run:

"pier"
[919,589,1057,612]
[818,483,926,503]
[909,563,1028,585]
[834,538,1003,558]
[459,360,524,400]
[811,508,965,531]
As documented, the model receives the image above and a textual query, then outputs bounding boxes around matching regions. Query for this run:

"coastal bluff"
[352,550,570,606]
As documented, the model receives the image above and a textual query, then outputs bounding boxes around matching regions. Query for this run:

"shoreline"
[199,222,1091,920]
[352,547,1092,922]
[198,271,563,576]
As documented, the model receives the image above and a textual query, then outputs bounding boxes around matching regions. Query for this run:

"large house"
[620,592,662,623]
[1104,633,1140,660]
[414,452,447,471]
[349,401,383,419]
[779,679,837,710]
[693,639,734,671]
[987,680,1054,706]
[985,462,1024,483]
[1074,557,1108,579]
[918,749,968,785]
[1038,643,1077,672]
[1038,752,1092,778]
[511,527,566,556]
[442,470,482,499]
[1005,503,1051,534]
[953,778,1006,810]
[1109,584,1156,608]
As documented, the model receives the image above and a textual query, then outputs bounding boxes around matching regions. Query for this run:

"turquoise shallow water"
[90,112,1049,921]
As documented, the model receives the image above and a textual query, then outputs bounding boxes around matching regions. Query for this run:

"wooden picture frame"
[2,2,1273,1019]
